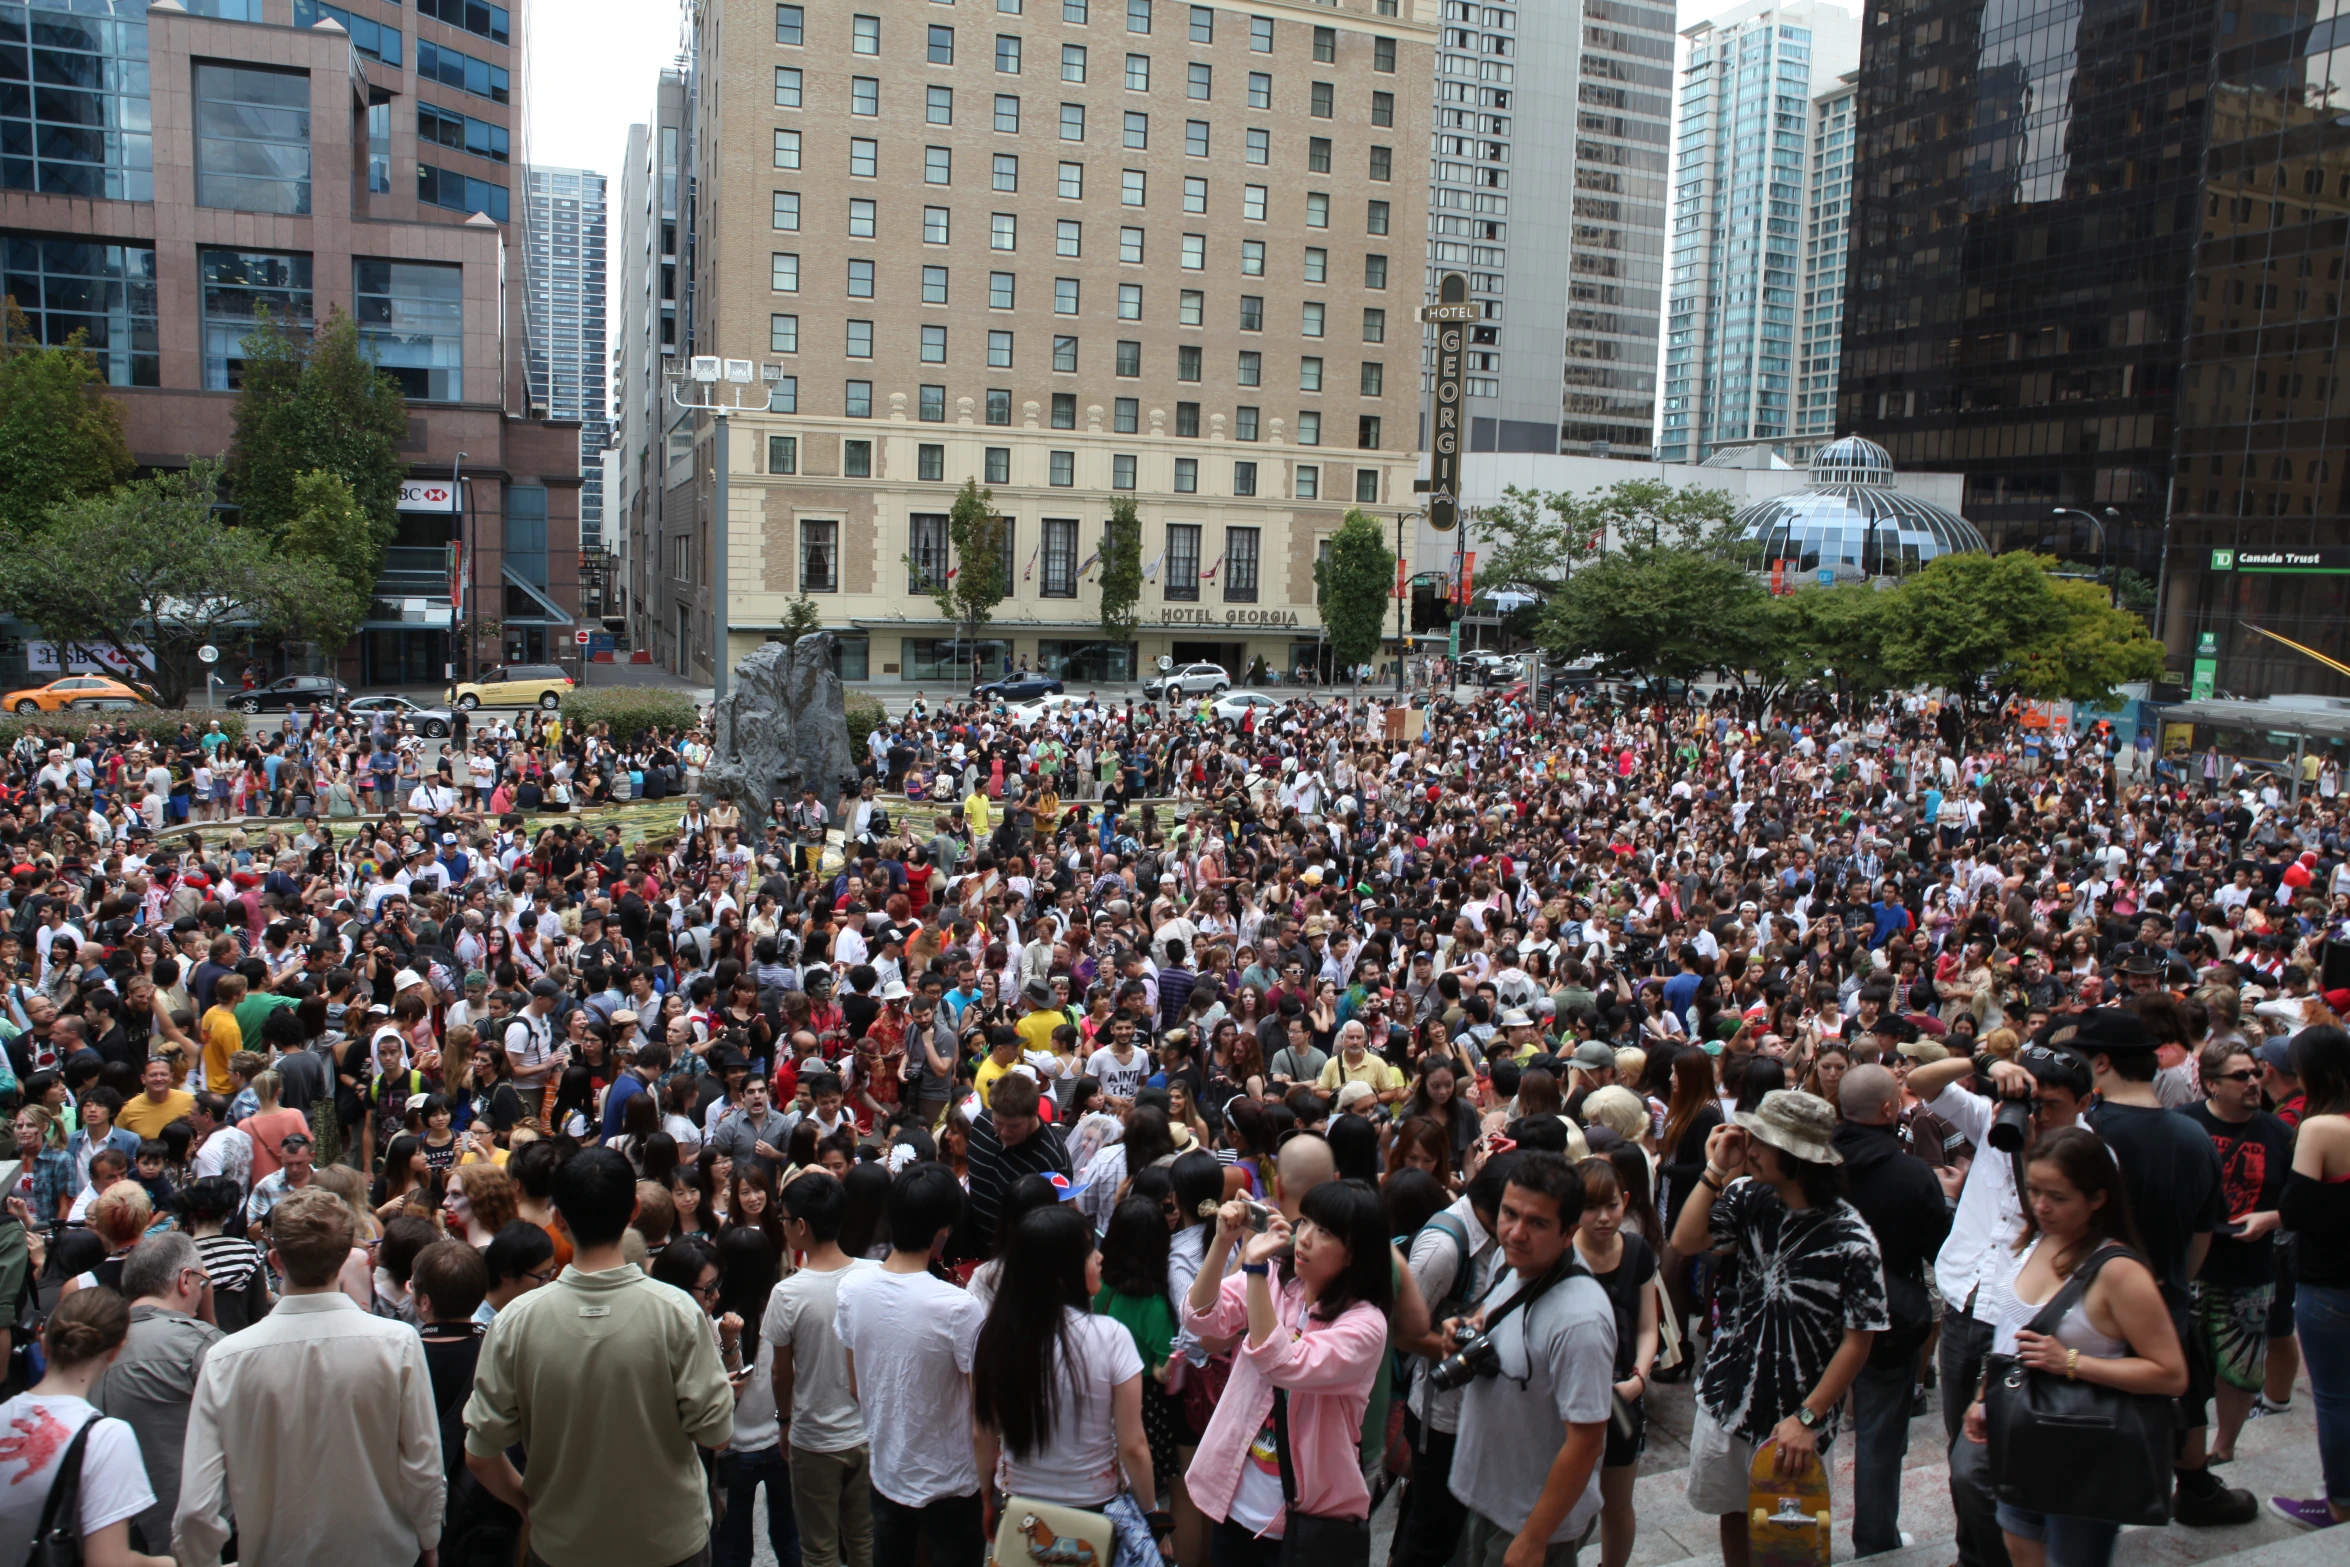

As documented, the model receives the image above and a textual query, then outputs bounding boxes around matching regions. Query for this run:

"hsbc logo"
[398,480,460,513]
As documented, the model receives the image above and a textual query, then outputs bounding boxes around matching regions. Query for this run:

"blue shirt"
[1662,971,1701,1028]
[601,1069,649,1140]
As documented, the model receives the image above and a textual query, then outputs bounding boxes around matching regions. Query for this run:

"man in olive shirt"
[465,1146,736,1567]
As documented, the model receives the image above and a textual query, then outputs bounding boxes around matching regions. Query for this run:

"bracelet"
[1241,1262,1269,1276]
[2065,1348,2079,1381]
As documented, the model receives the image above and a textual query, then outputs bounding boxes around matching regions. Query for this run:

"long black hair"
[715,1224,780,1342]
[1099,1194,1171,1299]
[838,1161,893,1258]
[1293,1178,1395,1322]
[970,1204,1097,1458]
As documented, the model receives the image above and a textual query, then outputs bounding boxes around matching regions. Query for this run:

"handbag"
[990,1494,1118,1567]
[1271,1387,1370,1567]
[26,1413,96,1567]
[1981,1243,2176,1528]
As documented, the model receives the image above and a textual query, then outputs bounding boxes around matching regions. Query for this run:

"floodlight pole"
[669,360,764,703]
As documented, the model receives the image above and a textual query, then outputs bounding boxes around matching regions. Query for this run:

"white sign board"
[574,628,592,645]
[26,641,154,675]
[196,645,219,665]
[398,479,460,513]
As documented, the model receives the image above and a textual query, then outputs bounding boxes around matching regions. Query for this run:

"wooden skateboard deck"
[1748,1441,1832,1567]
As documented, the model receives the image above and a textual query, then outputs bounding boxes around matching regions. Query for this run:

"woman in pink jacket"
[1182,1181,1392,1567]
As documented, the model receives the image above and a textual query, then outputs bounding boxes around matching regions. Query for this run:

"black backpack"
[430,1331,524,1567]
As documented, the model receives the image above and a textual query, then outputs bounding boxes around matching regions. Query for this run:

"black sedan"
[973,674,1066,701]
[231,674,349,714]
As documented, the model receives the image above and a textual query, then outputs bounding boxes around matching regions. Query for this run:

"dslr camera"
[1986,1043,2093,1152]
[1428,1326,1502,1392]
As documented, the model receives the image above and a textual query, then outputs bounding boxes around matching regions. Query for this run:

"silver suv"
[1144,661,1230,699]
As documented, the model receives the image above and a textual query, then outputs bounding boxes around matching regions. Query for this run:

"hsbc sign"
[398,480,460,513]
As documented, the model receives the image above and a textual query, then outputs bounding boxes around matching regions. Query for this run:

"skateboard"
[1747,1440,1833,1567]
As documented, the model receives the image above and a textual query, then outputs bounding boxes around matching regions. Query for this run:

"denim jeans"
[1993,1503,2117,1567]
[2297,1282,2350,1507]
[715,1445,800,1567]
[869,1487,983,1567]
[1938,1306,2012,1567]
[1849,1358,1914,1557]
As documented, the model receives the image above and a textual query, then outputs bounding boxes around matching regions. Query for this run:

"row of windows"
[764,316,1388,392]
[419,101,510,163]
[760,374,1387,449]
[774,131,1387,192]
[415,0,510,46]
[768,249,1388,297]
[782,70,1393,126]
[769,192,1394,241]
[418,161,509,221]
[294,1,401,66]
[776,2,1395,69]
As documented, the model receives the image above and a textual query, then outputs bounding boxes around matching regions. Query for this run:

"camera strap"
[1471,1252,1583,1342]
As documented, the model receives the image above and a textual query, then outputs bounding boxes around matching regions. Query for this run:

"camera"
[1984,1044,2092,1152]
[1428,1328,1502,1392]
[1987,1097,2035,1153]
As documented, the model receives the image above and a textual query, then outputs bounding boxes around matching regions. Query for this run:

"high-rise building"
[1792,68,1855,456]
[1424,0,1673,456]
[626,0,1435,688]
[524,167,610,557]
[0,0,580,685]
[612,70,697,667]
[1659,0,1858,465]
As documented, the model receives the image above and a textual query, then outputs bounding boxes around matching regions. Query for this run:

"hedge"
[0,708,246,751]
[845,692,885,754]
[559,686,701,745]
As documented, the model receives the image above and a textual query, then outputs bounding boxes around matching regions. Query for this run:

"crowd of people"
[0,671,2342,1567]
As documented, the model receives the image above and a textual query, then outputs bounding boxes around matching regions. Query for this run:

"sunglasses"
[2210,1068,2259,1083]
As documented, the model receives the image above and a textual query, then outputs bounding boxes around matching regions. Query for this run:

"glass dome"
[1732,435,1987,579]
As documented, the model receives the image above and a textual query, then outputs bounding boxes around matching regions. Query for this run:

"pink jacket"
[1181,1262,1387,1529]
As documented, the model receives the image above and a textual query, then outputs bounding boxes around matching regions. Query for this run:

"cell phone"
[2221,1218,2250,1237]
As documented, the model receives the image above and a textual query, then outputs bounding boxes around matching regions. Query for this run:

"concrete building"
[1658,0,1859,465]
[523,165,609,562]
[1422,0,1673,457]
[0,0,579,686]
[1792,69,1854,457]
[612,69,695,667]
[634,0,1437,687]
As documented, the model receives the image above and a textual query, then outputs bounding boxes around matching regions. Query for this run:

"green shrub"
[845,692,885,754]
[0,707,244,751]
[561,685,701,744]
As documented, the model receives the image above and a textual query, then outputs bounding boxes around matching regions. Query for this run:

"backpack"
[1415,1210,1476,1324]
[431,1332,524,1567]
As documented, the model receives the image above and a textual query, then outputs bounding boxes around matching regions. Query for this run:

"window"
[1126,53,1151,89]
[1061,101,1085,139]
[1063,0,1087,18]
[923,265,949,303]
[1175,401,1200,436]
[1369,145,1391,180]
[910,514,951,591]
[1312,24,1336,61]
[853,14,880,53]
[1362,308,1385,342]
[1063,43,1087,79]
[1185,119,1210,156]
[1124,111,1149,147]
[919,443,946,479]
[774,128,802,168]
[1360,361,1384,395]
[1310,82,1332,118]
[852,76,880,114]
[1248,71,1271,107]
[1241,239,1264,274]
[1115,396,1138,430]
[1364,253,1387,289]
[776,67,804,106]
[1245,128,1269,163]
[986,447,1012,483]
[850,138,878,177]
[1121,169,1146,205]
[1233,462,1257,496]
[1043,516,1078,589]
[997,34,1023,71]
[928,24,954,62]
[1112,453,1137,489]
[993,212,1018,248]
[196,65,311,215]
[1166,522,1201,596]
[848,319,875,357]
[1057,220,1082,255]
[801,519,838,591]
[1236,405,1259,440]
[777,4,804,44]
[416,164,512,221]
[1296,409,1320,444]
[1371,90,1393,126]
[415,100,513,166]
[769,435,799,474]
[988,388,1013,423]
[1052,393,1076,427]
[1300,356,1322,391]
[995,92,1021,130]
[1367,199,1389,234]
[1119,227,1145,262]
[990,272,1016,308]
[1189,5,1213,42]
[1308,136,1330,171]
[1238,349,1261,385]
[845,440,873,476]
[1118,282,1142,318]
[995,153,1019,190]
[415,40,509,102]
[925,146,952,183]
[925,205,951,242]
[928,84,954,122]
[1358,415,1381,449]
[1243,184,1267,220]
[921,324,946,361]
[1055,276,1080,313]
[1049,453,1075,489]
[354,259,462,399]
[771,312,800,352]
[920,386,947,422]
[1373,36,1394,72]
[200,249,310,390]
[988,328,1015,364]
[1183,178,1207,214]
[774,191,801,229]
[1053,335,1078,371]
[1116,341,1142,376]
[1355,468,1380,503]
[1187,62,1211,99]
[1295,464,1318,498]
[1239,295,1263,330]
[1128,0,1151,32]
[846,381,873,417]
[1225,527,1259,601]
[1058,161,1084,198]
[1250,15,1273,50]
[1174,458,1198,493]
[1177,345,1202,381]
[1302,301,1324,337]
[851,198,878,236]
[1179,289,1203,325]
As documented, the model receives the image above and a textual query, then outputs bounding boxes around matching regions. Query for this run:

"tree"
[1721,582,1895,716]
[1097,496,1144,638]
[779,594,826,640]
[1476,484,1602,597]
[0,463,353,705]
[1589,478,1738,550]
[0,301,133,539]
[2007,577,2167,704]
[1875,552,2165,715]
[1536,541,1767,686]
[1315,509,1398,686]
[929,479,1006,671]
[227,307,406,552]
[280,470,381,653]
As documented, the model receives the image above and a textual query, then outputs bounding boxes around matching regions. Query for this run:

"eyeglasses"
[2211,1069,2259,1083]
[525,1265,562,1285]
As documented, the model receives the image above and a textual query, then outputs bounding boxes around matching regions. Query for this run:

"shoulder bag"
[26,1413,96,1567]
[1271,1386,1370,1567]
[1981,1243,2176,1527]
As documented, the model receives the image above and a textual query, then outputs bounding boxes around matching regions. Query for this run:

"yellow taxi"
[5,674,156,713]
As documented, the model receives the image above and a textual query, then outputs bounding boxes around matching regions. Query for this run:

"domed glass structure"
[1732,435,1988,579]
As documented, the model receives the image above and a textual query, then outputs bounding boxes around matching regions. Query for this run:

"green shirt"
[1093,1285,1178,1374]
[231,990,300,1051]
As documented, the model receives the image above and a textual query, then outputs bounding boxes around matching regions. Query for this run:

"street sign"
[2214,547,2350,574]
[196,645,218,664]
[398,480,459,513]
[1426,272,1470,534]
[574,628,592,645]
[2191,629,2219,699]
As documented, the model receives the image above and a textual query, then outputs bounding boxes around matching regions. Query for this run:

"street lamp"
[1393,508,1423,697]
[666,356,783,702]
[2051,506,2119,608]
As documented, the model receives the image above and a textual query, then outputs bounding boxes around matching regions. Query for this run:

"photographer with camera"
[1438,1150,1616,1567]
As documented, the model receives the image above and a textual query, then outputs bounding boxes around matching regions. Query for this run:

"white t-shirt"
[764,1259,880,1454]
[998,1310,1144,1507]
[0,1394,153,1554]
[834,1267,983,1505]
[1084,1045,1147,1103]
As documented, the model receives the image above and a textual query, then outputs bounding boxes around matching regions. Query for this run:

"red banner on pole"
[1456,552,1477,606]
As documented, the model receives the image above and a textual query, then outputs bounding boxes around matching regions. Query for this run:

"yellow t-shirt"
[964,790,992,836]
[1016,1008,1067,1057]
[974,1054,1015,1109]
[1316,1052,1403,1100]
[198,1006,244,1095]
[117,1088,195,1139]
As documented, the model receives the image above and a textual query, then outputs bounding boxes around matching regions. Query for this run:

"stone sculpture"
[701,632,860,816]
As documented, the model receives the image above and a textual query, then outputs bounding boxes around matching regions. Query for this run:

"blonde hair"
[13,1102,63,1151]
[1579,1085,1650,1143]
[311,1164,383,1242]
[90,1180,153,1249]
[1612,1045,1648,1086]
[252,1068,284,1109]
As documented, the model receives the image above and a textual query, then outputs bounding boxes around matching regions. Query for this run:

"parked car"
[448,663,575,710]
[4,675,155,713]
[1006,692,1091,727]
[345,693,455,738]
[1209,690,1283,722]
[233,674,349,714]
[1143,662,1230,700]
[973,673,1066,702]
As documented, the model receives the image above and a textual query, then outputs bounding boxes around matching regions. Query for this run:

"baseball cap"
[1571,1040,1616,1070]
[528,977,564,1000]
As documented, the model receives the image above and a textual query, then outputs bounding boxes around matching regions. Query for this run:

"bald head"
[1272,1133,1336,1220]
[1839,1064,1901,1127]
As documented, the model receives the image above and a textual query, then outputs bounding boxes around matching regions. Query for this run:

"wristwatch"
[1795,1405,1821,1429]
